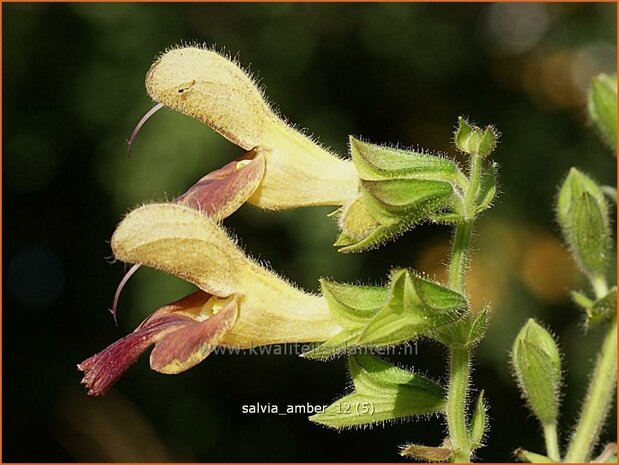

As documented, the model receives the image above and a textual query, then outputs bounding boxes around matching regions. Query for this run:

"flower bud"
[454,117,498,158]
[557,168,611,277]
[511,319,561,424]
[588,73,617,150]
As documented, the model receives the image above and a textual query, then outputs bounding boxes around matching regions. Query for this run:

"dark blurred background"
[3,3,617,462]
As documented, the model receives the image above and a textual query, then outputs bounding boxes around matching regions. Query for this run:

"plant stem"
[445,154,484,462]
[542,422,561,462]
[448,221,473,291]
[448,346,472,462]
[463,155,483,219]
[591,273,609,299]
[565,315,617,462]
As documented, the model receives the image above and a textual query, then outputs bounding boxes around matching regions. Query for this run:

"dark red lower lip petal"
[77,315,188,396]
[79,291,213,396]
[176,148,266,221]
[150,297,239,374]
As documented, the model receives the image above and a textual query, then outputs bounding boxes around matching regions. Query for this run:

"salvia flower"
[135,46,467,252]
[143,46,359,209]
[79,203,342,395]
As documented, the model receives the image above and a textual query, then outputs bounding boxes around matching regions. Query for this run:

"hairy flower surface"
[80,204,342,395]
[146,46,359,209]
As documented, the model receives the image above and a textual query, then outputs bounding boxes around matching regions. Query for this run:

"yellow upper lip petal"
[111,203,342,347]
[145,46,360,210]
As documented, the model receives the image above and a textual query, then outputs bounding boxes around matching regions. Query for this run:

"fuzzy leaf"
[588,74,617,150]
[336,188,452,253]
[349,354,444,397]
[358,270,467,347]
[466,305,491,348]
[301,329,363,360]
[349,136,459,182]
[476,162,498,213]
[469,390,487,448]
[320,279,388,327]
[362,179,454,212]
[310,355,445,428]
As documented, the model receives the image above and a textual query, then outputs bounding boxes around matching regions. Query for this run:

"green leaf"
[320,279,388,327]
[334,221,399,253]
[413,273,468,310]
[476,162,498,213]
[361,178,454,212]
[349,354,444,396]
[358,270,467,347]
[430,212,464,224]
[514,448,555,463]
[469,390,487,448]
[400,444,453,462]
[588,74,617,150]
[301,329,363,360]
[349,136,459,182]
[303,280,391,360]
[336,183,454,253]
[511,320,561,424]
[310,355,445,428]
[466,305,491,348]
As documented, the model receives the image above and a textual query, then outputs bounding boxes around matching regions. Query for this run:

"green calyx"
[335,137,463,253]
[336,128,499,253]
[454,117,499,158]
[303,270,468,359]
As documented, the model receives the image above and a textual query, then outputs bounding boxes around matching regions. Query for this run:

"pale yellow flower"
[144,46,359,209]
[79,204,342,395]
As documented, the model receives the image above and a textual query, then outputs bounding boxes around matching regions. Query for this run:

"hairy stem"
[448,347,472,462]
[448,221,473,291]
[542,422,561,462]
[565,315,617,462]
[591,273,609,298]
[446,154,484,462]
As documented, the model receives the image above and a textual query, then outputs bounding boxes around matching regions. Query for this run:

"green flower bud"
[588,74,617,150]
[511,319,562,425]
[557,168,611,277]
[454,117,498,158]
